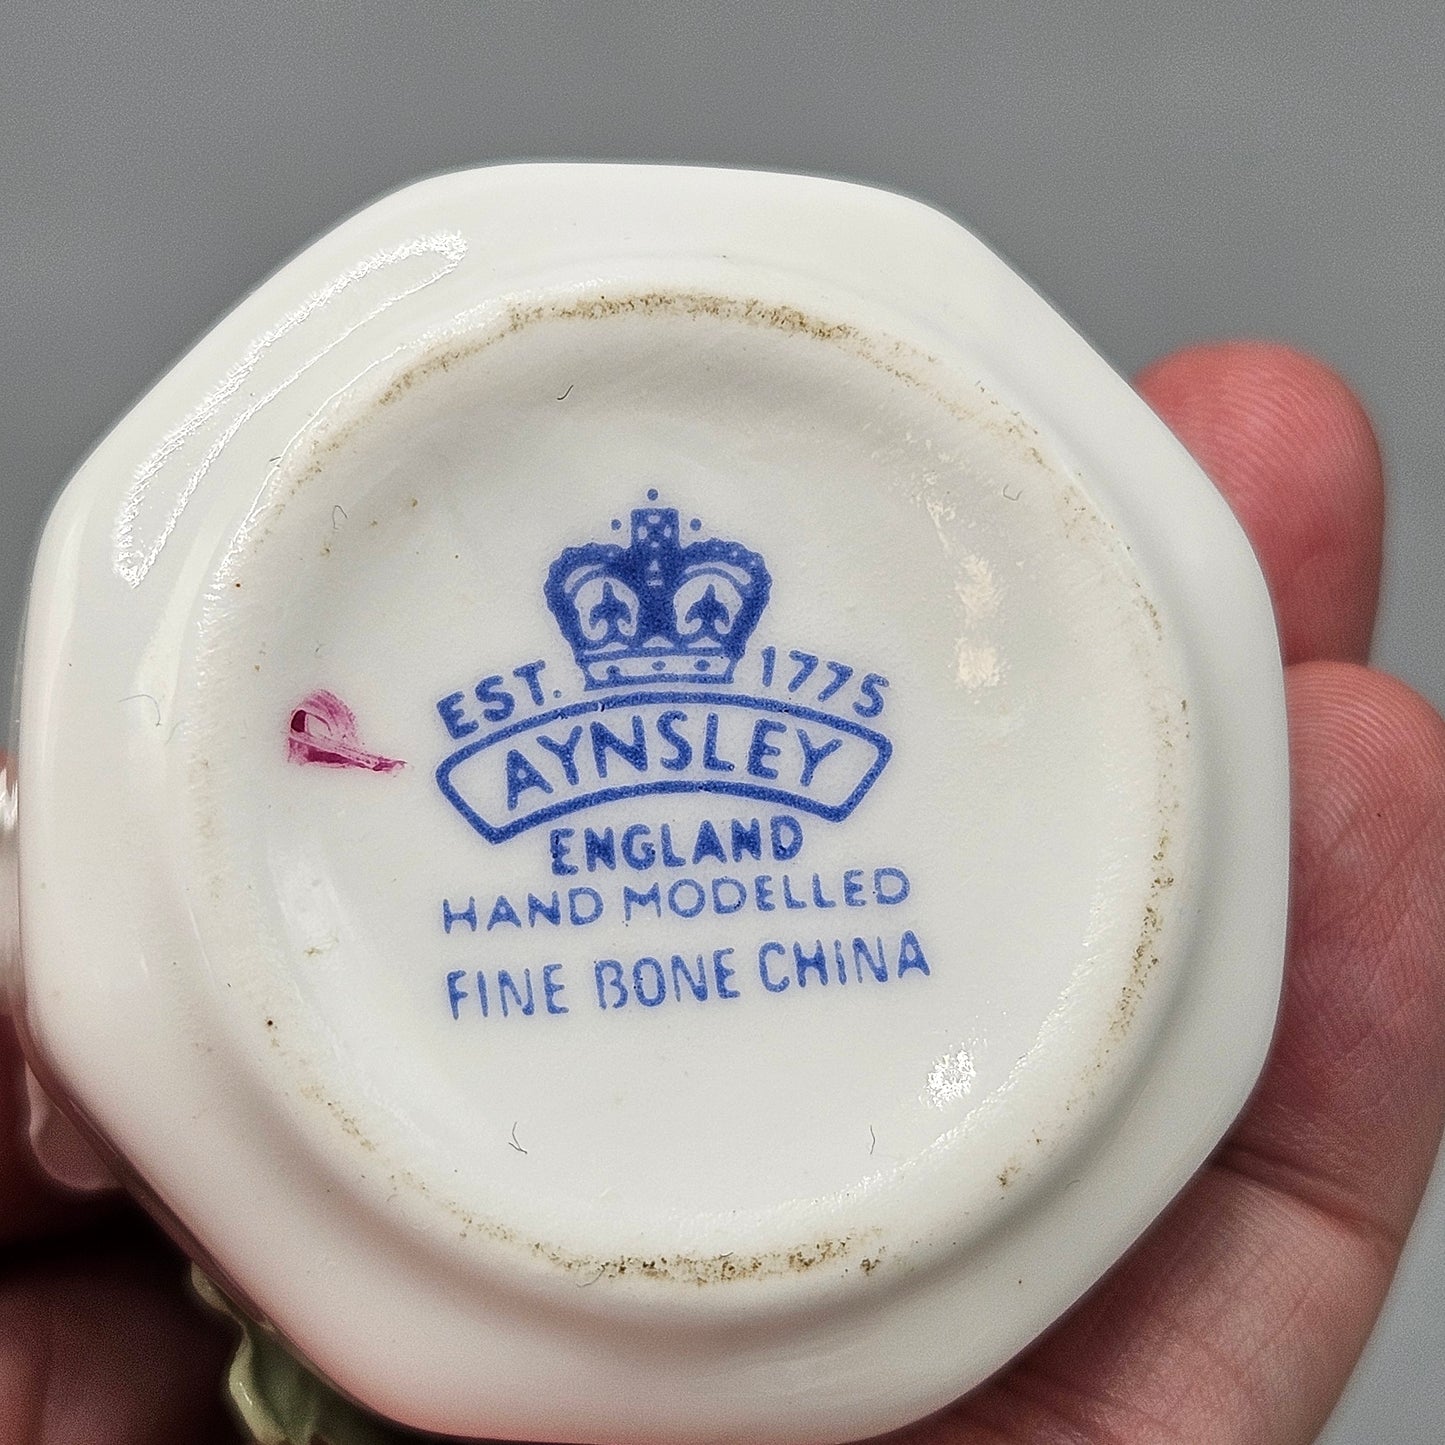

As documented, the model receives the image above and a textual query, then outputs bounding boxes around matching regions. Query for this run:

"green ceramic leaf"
[192,1269,437,1445]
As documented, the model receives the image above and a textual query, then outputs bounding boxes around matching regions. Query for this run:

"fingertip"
[0,1023,110,1242]
[1136,342,1384,666]
[0,1222,240,1444]
[1288,661,1445,967]
[1253,662,1445,1225]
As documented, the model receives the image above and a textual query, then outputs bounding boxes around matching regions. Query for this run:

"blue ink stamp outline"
[435,495,894,844]
[437,689,892,843]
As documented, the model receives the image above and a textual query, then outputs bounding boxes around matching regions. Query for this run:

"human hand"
[898,342,1445,1445]
[2,342,1441,1445]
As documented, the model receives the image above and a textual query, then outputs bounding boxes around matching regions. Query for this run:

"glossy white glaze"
[7,165,1287,1444]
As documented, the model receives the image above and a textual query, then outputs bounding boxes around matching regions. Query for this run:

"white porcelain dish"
[1,164,1287,1443]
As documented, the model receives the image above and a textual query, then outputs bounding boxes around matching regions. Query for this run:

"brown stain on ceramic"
[1109,823,1177,1041]
[232,283,1186,1276]
[527,1235,873,1288]
[269,1019,881,1287]
[298,1082,378,1154]
[977,459,1189,1194]
[381,1151,882,1287]
[1040,423,1187,1067]
[269,286,1048,500]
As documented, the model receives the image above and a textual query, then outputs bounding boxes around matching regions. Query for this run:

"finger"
[2,748,119,1244]
[1222,663,1445,1263]
[915,662,1445,1444]
[0,1020,114,1244]
[1135,342,1384,667]
[0,1218,240,1444]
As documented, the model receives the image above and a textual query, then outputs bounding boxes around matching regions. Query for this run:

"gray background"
[3,3,1441,1439]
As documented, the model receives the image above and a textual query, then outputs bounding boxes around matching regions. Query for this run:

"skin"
[2,342,1442,1444]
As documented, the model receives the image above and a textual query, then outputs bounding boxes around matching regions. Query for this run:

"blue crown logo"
[544,493,772,688]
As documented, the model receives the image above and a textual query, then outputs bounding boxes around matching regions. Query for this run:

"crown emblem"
[544,493,771,688]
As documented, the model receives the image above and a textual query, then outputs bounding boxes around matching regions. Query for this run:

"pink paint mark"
[288,690,405,773]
